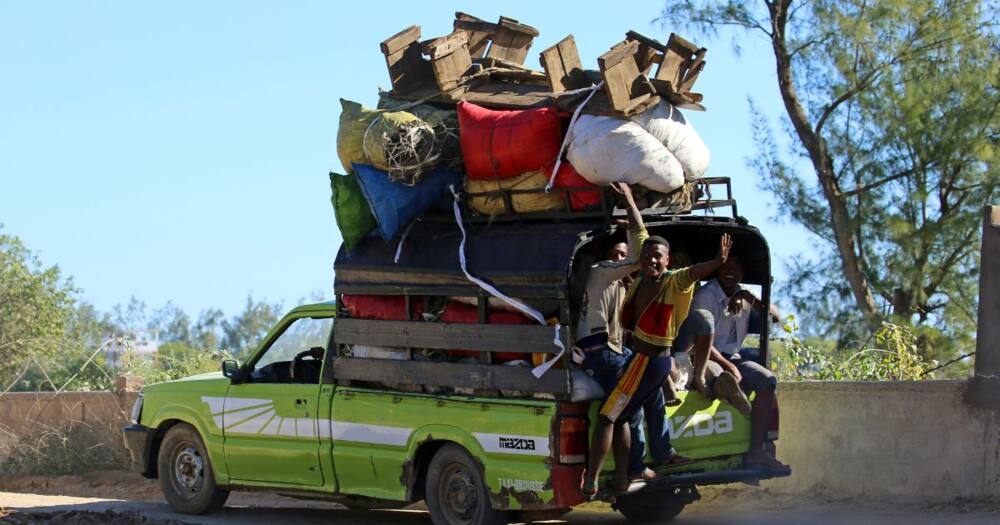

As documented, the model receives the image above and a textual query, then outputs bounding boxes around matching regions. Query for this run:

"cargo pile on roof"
[331,12,718,252]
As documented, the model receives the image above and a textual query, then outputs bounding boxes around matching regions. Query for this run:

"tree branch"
[814,66,885,137]
[841,168,914,197]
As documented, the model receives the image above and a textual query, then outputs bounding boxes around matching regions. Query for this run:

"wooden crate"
[597,40,660,115]
[422,31,474,93]
[380,25,434,95]
[539,35,590,92]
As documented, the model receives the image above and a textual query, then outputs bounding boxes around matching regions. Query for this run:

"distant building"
[105,329,160,368]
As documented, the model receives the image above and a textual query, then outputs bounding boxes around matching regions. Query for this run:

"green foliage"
[661,0,998,367]
[117,342,228,385]
[0,231,79,388]
[771,315,938,381]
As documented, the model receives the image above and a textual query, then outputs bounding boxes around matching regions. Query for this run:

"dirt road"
[1,473,997,524]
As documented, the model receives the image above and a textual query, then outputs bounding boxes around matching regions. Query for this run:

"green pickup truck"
[124,185,790,524]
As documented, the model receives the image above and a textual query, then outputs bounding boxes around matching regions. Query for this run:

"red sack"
[552,162,603,211]
[458,101,564,180]
[441,301,532,362]
[341,295,423,321]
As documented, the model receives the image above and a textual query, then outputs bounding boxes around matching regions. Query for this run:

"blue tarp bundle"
[352,163,461,240]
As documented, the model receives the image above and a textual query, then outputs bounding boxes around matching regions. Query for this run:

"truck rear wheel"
[157,423,229,514]
[425,444,507,525]
[615,491,686,522]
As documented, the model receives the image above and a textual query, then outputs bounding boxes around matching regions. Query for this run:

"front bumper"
[122,424,156,478]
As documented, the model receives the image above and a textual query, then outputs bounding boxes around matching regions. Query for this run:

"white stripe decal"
[202,396,549,453]
[330,421,412,447]
[473,432,550,457]
[227,409,276,434]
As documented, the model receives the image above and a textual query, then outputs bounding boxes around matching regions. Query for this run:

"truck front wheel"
[425,444,507,525]
[157,423,229,514]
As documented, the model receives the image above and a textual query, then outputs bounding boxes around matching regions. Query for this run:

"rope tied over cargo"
[447,185,566,377]
[545,81,605,192]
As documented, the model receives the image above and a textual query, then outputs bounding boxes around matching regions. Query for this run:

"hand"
[727,289,756,315]
[689,374,710,397]
[612,182,635,203]
[725,363,743,383]
[716,233,732,264]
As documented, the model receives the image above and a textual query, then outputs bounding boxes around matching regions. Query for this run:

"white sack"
[566,115,685,194]
[350,345,408,360]
[631,101,710,180]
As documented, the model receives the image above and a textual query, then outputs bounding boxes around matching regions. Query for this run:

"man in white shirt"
[674,254,785,471]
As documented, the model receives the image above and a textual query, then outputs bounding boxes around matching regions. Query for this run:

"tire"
[425,444,508,525]
[616,492,686,523]
[157,423,230,514]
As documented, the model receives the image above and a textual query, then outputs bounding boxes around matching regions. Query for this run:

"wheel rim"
[438,462,481,525]
[170,442,205,500]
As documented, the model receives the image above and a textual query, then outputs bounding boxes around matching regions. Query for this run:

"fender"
[402,423,485,501]
[145,402,230,485]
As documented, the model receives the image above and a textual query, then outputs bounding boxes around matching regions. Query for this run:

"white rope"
[545,81,605,192]
[448,185,566,377]
[394,220,416,264]
[361,115,383,166]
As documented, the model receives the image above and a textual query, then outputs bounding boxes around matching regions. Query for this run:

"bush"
[1,422,129,475]
[771,317,936,381]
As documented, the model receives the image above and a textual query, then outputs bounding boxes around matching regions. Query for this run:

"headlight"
[130,393,144,424]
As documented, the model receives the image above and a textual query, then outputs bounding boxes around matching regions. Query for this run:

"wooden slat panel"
[598,40,658,114]
[380,25,433,94]
[332,357,571,394]
[332,283,567,299]
[335,318,568,354]
[424,31,473,91]
[454,12,493,58]
[625,31,666,74]
[540,35,589,92]
[486,17,538,65]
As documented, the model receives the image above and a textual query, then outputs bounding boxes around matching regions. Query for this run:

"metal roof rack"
[423,177,738,225]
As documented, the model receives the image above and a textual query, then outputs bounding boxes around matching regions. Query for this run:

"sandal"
[581,481,599,501]
[652,453,695,468]
[628,467,663,482]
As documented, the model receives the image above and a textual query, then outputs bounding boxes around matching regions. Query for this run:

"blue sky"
[0,1,814,317]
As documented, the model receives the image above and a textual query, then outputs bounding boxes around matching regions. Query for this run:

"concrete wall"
[766,380,1000,502]
[1,384,997,503]
[0,391,137,455]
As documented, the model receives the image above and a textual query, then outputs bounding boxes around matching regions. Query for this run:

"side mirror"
[222,359,242,383]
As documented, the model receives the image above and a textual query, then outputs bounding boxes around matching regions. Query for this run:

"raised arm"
[688,233,732,282]
[613,182,644,234]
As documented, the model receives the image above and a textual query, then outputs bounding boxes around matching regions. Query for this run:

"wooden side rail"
[331,357,571,395]
[334,318,568,354]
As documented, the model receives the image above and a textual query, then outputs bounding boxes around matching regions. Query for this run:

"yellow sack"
[466,171,567,215]
[336,99,423,174]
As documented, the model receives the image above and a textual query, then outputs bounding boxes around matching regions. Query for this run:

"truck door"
[223,315,334,486]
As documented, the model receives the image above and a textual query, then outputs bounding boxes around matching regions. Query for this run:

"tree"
[0,231,78,388]
[150,301,193,344]
[661,1,999,354]
[222,296,283,356]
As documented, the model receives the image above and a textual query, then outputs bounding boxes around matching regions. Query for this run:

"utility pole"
[970,206,1000,409]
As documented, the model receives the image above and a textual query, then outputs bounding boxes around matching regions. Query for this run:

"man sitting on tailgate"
[686,254,787,471]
